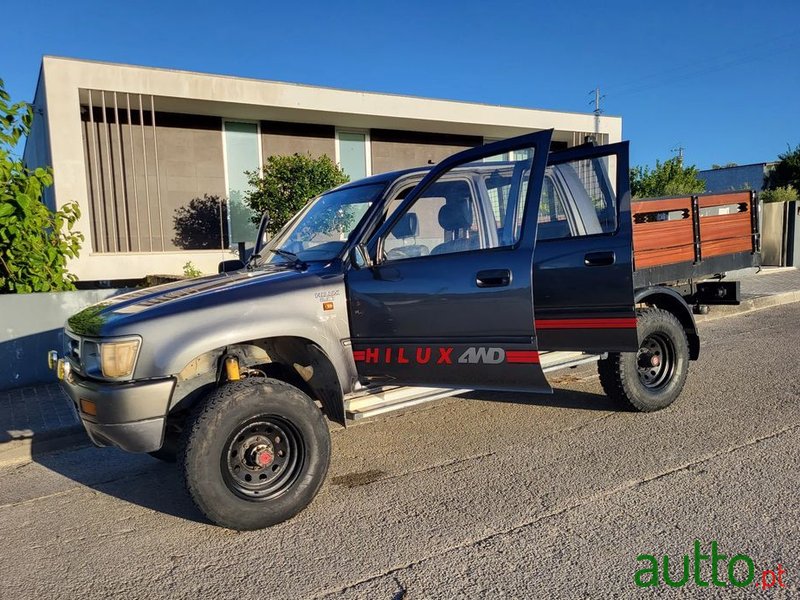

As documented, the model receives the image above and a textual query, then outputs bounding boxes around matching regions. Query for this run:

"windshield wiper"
[269,248,307,269]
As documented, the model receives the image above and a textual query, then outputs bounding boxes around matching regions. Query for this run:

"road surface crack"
[313,421,800,598]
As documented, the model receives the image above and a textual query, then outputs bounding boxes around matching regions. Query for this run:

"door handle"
[584,251,615,267]
[476,269,511,288]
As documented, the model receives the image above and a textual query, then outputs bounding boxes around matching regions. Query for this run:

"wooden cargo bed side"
[697,192,753,258]
[631,190,759,286]
[631,196,695,269]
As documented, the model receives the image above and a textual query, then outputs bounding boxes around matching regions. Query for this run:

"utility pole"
[589,87,605,138]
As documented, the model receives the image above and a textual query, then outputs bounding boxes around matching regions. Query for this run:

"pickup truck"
[50,131,760,530]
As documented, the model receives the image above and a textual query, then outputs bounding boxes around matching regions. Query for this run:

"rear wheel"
[598,308,689,412]
[179,378,330,530]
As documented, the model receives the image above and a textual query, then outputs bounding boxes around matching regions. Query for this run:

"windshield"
[259,183,385,265]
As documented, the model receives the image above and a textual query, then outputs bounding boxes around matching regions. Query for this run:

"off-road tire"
[178,378,330,530]
[598,308,689,412]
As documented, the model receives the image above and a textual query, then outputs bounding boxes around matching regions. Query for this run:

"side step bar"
[541,351,604,373]
[344,351,603,421]
[345,386,471,420]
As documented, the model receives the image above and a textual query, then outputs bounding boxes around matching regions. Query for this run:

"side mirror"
[254,211,270,256]
[218,259,245,273]
[349,244,373,270]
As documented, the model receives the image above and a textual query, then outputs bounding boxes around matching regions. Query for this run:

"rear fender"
[635,287,700,360]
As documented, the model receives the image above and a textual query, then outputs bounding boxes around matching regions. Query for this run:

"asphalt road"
[1,304,799,599]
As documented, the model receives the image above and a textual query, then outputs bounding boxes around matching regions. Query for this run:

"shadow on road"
[461,386,630,412]
[30,436,209,525]
[26,380,625,523]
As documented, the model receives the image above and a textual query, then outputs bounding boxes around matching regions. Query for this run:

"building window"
[336,129,371,181]
[223,121,262,245]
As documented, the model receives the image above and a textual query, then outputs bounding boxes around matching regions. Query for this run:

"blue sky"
[6,0,799,169]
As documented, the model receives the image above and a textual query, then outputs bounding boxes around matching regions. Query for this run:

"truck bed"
[631,190,760,287]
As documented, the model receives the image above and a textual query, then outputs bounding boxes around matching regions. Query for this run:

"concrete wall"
[261,121,335,158]
[761,202,787,266]
[22,71,56,211]
[370,129,483,174]
[0,289,126,390]
[761,201,800,267]
[81,107,227,253]
[157,112,228,250]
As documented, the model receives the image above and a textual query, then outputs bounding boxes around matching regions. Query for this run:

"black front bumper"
[60,373,176,453]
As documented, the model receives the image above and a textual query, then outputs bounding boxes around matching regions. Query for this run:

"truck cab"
[53,131,705,530]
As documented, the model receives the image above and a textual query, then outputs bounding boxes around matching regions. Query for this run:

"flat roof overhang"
[52,56,620,141]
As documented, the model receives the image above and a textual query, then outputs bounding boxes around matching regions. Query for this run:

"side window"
[384,178,481,260]
[538,157,617,241]
[383,148,535,261]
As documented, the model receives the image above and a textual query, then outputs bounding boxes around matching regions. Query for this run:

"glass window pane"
[224,122,260,244]
[338,132,367,180]
[539,157,617,240]
[264,183,384,263]
[383,147,535,261]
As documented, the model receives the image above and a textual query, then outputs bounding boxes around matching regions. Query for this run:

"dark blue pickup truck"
[50,131,759,529]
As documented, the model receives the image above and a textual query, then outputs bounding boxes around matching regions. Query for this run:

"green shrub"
[760,186,799,203]
[244,153,349,236]
[0,79,83,293]
[630,157,706,199]
[182,261,202,277]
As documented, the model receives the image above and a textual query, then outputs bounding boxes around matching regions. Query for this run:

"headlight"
[99,339,141,378]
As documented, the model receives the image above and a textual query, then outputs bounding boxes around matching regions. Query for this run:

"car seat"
[431,197,480,255]
[385,212,430,260]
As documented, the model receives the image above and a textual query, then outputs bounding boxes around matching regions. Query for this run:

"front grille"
[65,333,83,372]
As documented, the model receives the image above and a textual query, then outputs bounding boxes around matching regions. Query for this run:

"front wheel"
[598,308,690,412]
[179,378,331,530]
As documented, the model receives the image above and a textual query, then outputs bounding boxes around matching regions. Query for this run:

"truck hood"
[67,265,330,337]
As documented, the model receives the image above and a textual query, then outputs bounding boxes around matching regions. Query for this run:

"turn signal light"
[79,398,97,416]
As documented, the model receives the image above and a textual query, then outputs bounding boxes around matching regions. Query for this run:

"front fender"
[126,280,356,395]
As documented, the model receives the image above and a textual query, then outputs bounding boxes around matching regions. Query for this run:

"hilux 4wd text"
[49,131,760,530]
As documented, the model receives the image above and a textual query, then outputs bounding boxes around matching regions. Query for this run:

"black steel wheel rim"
[222,416,304,501]
[636,332,676,390]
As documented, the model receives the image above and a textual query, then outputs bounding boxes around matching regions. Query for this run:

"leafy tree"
[711,162,738,169]
[0,79,83,293]
[760,186,798,203]
[172,194,229,249]
[244,153,349,236]
[630,157,706,198]
[765,144,800,194]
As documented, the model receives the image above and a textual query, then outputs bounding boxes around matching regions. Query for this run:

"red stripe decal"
[535,317,637,330]
[505,350,540,364]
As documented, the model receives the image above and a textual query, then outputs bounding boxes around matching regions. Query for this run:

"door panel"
[533,143,639,352]
[346,131,554,392]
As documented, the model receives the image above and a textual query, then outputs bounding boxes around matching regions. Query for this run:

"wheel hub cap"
[636,333,675,390]
[254,446,274,467]
[222,418,304,501]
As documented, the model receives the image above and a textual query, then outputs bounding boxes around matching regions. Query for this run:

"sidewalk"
[0,383,85,465]
[1,267,798,466]
[696,266,800,320]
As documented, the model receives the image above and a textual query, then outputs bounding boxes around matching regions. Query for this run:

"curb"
[695,289,800,322]
[0,425,90,468]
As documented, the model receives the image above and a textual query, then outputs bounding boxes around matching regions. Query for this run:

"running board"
[344,351,601,420]
[540,351,603,372]
[345,386,470,420]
